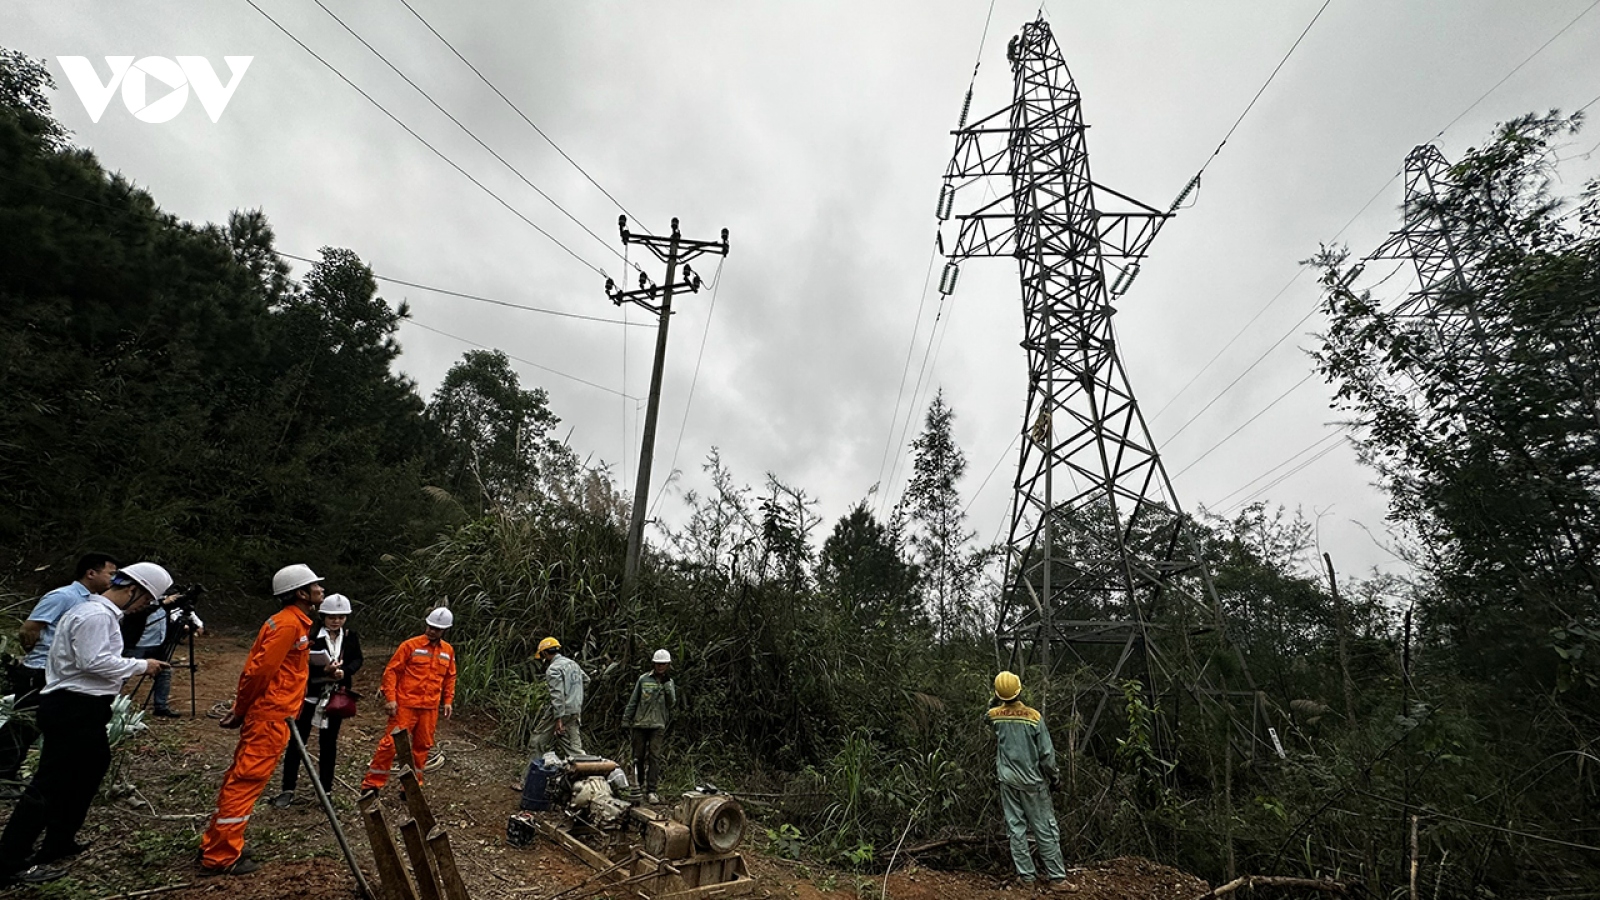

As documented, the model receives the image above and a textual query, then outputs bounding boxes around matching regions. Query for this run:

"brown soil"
[0,633,1212,900]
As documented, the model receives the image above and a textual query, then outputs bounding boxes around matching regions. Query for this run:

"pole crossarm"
[936,16,1254,749]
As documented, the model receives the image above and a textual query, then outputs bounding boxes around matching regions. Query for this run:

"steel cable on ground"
[243,0,608,278]
[393,0,643,229]
[308,0,631,273]
[276,252,648,326]
[649,257,728,519]
[403,317,640,401]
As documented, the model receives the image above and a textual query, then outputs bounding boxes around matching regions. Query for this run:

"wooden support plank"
[426,828,471,900]
[400,770,437,833]
[399,818,443,900]
[392,728,415,775]
[360,797,418,900]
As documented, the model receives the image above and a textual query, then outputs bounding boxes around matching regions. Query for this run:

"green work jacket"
[623,672,677,730]
[986,700,1058,790]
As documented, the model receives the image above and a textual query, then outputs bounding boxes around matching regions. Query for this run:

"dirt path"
[0,633,1209,900]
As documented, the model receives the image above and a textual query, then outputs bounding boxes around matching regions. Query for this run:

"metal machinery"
[940,16,1264,755]
[512,760,754,900]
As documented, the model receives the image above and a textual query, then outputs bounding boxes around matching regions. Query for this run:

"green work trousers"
[531,713,584,760]
[1000,783,1065,881]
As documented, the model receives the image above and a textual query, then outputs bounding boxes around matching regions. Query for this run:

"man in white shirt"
[0,562,170,887]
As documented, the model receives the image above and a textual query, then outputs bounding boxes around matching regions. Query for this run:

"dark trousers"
[282,698,344,793]
[631,727,665,792]
[0,690,113,874]
[0,665,46,782]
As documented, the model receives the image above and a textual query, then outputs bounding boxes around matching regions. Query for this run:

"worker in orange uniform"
[197,564,324,877]
[360,607,456,792]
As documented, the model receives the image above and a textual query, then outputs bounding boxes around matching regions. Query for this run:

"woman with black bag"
[271,593,362,806]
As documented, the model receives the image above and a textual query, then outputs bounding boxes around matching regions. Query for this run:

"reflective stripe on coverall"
[361,635,456,789]
[987,701,1066,881]
[200,606,312,869]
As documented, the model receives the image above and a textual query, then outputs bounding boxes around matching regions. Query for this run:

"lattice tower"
[939,18,1254,750]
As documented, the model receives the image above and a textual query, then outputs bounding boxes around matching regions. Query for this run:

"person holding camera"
[0,563,171,887]
[271,592,362,806]
[0,552,118,799]
[198,564,323,877]
[126,592,205,718]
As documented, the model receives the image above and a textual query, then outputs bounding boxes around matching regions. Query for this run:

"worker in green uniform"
[622,649,678,804]
[986,671,1069,889]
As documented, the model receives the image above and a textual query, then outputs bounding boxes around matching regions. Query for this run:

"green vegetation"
[2,47,1597,896]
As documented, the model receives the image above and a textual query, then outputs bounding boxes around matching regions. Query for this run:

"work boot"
[1,864,68,886]
[646,792,660,804]
[1046,880,1078,893]
[200,857,262,877]
[269,791,295,809]
[153,708,183,718]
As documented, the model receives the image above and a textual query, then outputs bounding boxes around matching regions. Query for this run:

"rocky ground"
[0,632,1211,900]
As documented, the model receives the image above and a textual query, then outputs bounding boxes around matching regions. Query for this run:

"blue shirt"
[23,582,91,669]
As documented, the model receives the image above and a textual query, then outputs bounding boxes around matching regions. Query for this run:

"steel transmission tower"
[940,18,1243,745]
[1372,144,1496,360]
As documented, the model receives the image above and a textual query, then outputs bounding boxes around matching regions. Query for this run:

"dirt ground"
[0,632,1212,900]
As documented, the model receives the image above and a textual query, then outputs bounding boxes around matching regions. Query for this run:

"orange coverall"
[361,635,456,790]
[199,605,312,869]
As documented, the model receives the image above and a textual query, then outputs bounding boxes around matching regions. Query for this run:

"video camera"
[165,583,206,613]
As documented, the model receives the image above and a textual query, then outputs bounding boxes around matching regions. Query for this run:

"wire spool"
[690,795,746,855]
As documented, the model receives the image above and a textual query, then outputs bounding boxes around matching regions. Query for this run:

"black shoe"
[153,708,183,718]
[0,782,24,801]
[32,840,92,865]
[269,791,295,809]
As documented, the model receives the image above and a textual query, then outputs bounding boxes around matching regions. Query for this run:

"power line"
[1194,0,1334,178]
[1171,370,1318,479]
[403,317,640,401]
[650,257,728,518]
[307,0,629,272]
[392,0,643,228]
[873,244,940,516]
[1220,435,1348,516]
[277,252,649,327]
[243,0,607,278]
[1431,0,1600,140]
[1208,426,1349,510]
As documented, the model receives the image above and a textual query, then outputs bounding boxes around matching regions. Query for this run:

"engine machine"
[513,763,754,900]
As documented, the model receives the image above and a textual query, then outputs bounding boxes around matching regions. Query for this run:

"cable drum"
[690,795,746,854]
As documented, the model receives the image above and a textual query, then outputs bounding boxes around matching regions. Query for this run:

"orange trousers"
[361,706,438,790]
[199,715,291,869]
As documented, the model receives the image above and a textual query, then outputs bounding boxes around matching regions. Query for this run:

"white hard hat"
[652,649,672,664]
[426,607,454,629]
[118,562,173,599]
[271,564,322,596]
[321,593,353,615]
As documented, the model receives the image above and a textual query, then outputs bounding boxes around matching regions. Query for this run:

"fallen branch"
[92,883,192,900]
[897,835,991,855]
[1195,875,1350,899]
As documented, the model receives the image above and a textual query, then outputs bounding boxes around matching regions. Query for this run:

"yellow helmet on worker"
[537,636,561,655]
[994,671,1023,702]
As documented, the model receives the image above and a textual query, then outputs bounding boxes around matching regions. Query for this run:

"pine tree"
[903,390,978,642]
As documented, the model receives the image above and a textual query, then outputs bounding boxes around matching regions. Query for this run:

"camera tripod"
[129,607,199,718]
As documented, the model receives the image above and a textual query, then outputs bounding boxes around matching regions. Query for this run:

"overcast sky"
[10,1,1600,584]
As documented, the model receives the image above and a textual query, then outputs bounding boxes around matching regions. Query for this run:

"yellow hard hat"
[994,671,1022,701]
[537,636,561,654]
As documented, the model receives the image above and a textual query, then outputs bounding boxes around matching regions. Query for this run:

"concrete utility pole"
[606,216,729,593]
